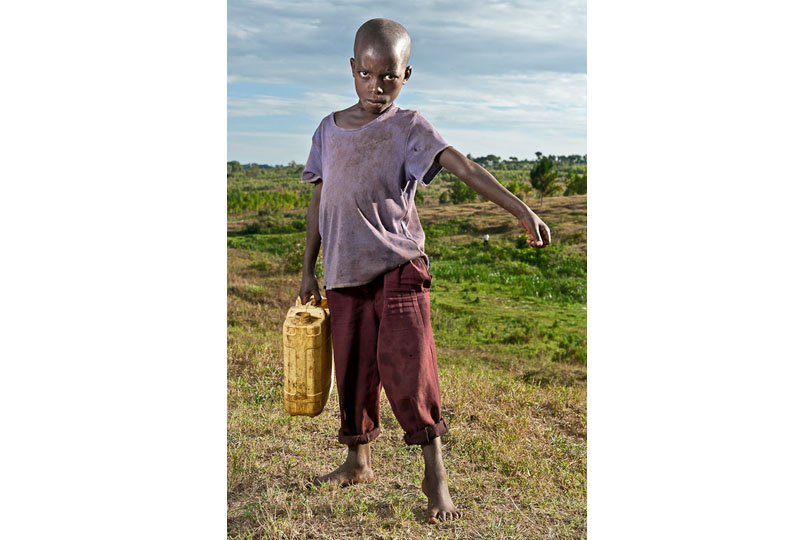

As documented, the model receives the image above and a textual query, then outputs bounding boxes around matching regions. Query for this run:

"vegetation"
[227,164,587,539]
[530,157,562,207]
[445,178,478,204]
[226,153,585,214]
[564,170,587,196]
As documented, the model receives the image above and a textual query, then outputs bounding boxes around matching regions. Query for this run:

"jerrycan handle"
[296,295,328,309]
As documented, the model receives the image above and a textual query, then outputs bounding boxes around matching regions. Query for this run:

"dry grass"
[227,195,587,539]
[417,194,586,253]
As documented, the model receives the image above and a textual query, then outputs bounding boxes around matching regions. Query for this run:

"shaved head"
[353,18,411,66]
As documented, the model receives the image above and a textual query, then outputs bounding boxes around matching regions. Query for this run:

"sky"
[228,0,586,165]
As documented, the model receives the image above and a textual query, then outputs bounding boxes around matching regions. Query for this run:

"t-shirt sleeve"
[301,122,324,184]
[405,112,451,186]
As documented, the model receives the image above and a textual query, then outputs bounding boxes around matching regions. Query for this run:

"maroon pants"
[325,257,447,446]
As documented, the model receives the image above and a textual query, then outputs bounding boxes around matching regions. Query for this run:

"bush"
[564,170,587,195]
[448,179,477,204]
[227,190,310,213]
[506,180,525,200]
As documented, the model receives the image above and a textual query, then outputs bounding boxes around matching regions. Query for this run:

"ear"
[403,65,412,83]
[350,57,355,73]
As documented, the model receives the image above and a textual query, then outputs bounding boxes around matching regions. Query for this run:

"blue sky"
[228,0,586,165]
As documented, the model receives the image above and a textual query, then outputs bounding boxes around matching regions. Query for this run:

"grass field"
[227,186,587,539]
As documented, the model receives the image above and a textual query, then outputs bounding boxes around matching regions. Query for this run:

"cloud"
[228,0,586,84]
[227,0,586,163]
[437,127,585,162]
[227,130,314,165]
[228,91,354,120]
[402,71,586,127]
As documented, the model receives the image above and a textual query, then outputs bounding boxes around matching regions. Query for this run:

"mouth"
[366,99,386,106]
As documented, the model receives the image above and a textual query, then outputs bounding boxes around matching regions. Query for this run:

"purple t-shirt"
[301,105,450,289]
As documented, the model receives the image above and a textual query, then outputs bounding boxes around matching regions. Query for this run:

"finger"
[528,224,543,247]
[521,221,541,244]
[539,222,551,245]
[533,223,547,245]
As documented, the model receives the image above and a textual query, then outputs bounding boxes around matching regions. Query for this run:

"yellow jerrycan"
[282,296,334,417]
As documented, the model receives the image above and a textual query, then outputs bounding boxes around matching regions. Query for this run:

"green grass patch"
[427,239,586,305]
[227,232,303,258]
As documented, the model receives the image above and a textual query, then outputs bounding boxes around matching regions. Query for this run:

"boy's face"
[350,40,411,115]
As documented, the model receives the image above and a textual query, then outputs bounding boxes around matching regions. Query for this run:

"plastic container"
[282,297,334,417]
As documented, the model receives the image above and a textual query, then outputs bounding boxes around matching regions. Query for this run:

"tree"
[472,154,502,168]
[227,161,242,175]
[530,156,562,206]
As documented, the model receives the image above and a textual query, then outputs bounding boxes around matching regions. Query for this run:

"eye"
[359,71,369,77]
[384,75,397,81]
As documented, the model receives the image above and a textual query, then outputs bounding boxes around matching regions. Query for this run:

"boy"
[299,18,550,524]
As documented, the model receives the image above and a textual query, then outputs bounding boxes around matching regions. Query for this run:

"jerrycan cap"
[295,312,315,325]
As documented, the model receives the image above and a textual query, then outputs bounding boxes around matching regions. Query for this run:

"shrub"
[564,170,587,195]
[448,179,477,204]
[227,190,310,213]
[506,180,526,200]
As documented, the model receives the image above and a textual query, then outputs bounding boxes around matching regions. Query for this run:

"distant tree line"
[228,160,304,177]
[466,152,587,170]
[228,154,586,175]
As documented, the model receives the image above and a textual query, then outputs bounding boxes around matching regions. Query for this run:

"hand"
[299,275,322,305]
[519,210,551,248]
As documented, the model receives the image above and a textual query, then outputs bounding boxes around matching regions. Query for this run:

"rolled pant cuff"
[403,418,448,446]
[338,426,380,446]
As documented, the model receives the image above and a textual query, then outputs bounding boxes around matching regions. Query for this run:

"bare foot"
[421,437,461,523]
[312,443,374,487]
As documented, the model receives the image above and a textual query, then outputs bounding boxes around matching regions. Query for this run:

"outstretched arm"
[437,147,550,247]
[299,180,323,303]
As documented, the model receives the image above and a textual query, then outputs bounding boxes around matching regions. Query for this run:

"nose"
[371,78,384,94]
